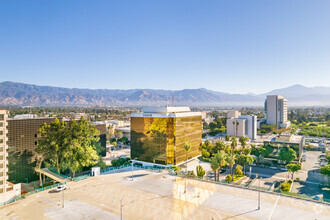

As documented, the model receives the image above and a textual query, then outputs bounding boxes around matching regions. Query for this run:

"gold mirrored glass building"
[131,107,202,165]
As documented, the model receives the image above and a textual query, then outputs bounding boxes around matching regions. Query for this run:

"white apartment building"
[239,115,257,140]
[265,95,290,128]
[226,111,257,140]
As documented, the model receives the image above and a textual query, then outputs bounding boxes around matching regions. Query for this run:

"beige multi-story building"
[0,110,9,195]
[265,95,290,128]
[227,118,247,138]
[131,107,202,166]
[227,110,241,119]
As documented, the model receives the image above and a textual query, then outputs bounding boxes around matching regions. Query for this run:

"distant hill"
[0,81,330,106]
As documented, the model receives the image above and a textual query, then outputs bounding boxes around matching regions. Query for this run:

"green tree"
[320,164,330,176]
[196,165,205,178]
[215,150,227,180]
[239,136,247,149]
[62,119,100,177]
[209,122,218,130]
[227,153,236,176]
[235,165,243,177]
[225,135,230,142]
[278,147,297,164]
[231,137,237,151]
[37,118,100,177]
[184,141,191,193]
[215,140,226,151]
[286,163,301,179]
[237,154,254,174]
[251,145,267,164]
[37,118,67,173]
[225,174,232,182]
[211,157,220,181]
[202,149,210,158]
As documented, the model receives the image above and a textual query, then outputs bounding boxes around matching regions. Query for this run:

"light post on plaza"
[120,198,123,220]
[256,173,262,210]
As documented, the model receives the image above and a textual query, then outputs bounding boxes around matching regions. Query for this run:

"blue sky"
[1,0,330,94]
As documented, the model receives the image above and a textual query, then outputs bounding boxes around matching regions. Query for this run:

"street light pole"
[120,198,123,220]
[258,176,262,210]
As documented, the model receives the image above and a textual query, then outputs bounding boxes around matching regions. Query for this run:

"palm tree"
[227,153,236,176]
[211,157,220,181]
[184,141,191,193]
[231,137,237,151]
[215,150,227,180]
[236,122,239,136]
[239,136,246,150]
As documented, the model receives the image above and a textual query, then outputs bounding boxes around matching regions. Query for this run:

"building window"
[0,122,3,127]
[0,139,3,144]
[0,130,3,135]
[0,172,3,177]
[35,134,37,138]
[0,188,3,193]
[0,114,4,120]
[35,141,38,146]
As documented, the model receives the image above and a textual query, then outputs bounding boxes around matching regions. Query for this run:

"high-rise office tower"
[131,107,202,166]
[265,95,290,128]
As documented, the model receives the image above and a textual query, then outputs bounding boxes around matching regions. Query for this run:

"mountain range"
[0,81,330,107]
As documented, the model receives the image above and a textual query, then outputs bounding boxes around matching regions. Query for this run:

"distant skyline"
[1,0,330,94]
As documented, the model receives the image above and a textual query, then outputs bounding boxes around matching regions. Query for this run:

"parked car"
[280,167,288,171]
[55,185,67,192]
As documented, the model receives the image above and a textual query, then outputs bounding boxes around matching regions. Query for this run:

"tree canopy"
[278,147,297,164]
[37,118,100,177]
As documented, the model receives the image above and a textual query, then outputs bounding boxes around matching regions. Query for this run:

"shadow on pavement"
[223,209,259,219]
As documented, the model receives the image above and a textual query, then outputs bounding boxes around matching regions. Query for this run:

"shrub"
[186,170,196,178]
[202,149,210,158]
[235,165,243,176]
[225,174,232,182]
[196,165,205,178]
[280,181,291,192]
[111,157,130,167]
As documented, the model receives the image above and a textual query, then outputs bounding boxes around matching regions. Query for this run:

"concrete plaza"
[0,168,329,219]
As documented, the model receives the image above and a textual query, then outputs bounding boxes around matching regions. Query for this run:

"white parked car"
[280,167,288,171]
[55,185,67,192]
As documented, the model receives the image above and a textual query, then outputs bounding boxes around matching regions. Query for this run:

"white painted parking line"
[268,194,281,220]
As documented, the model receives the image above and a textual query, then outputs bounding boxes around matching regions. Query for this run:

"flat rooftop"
[268,134,303,144]
[141,106,191,113]
[131,106,202,118]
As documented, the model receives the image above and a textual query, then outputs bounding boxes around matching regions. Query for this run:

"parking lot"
[1,168,330,219]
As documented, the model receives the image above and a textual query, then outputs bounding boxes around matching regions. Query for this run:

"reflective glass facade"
[131,116,202,165]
